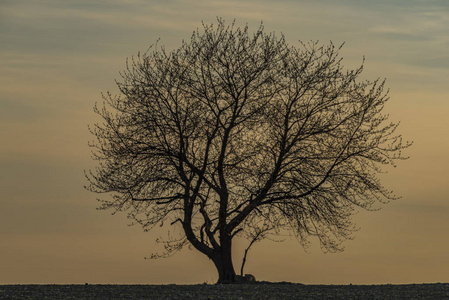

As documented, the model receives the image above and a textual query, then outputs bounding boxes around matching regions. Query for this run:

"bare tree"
[86,19,411,283]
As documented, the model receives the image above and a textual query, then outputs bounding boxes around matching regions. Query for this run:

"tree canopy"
[86,19,411,283]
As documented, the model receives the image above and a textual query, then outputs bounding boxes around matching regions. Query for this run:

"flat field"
[1,283,448,299]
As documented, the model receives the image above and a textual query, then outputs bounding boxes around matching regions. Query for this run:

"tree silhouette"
[86,19,411,283]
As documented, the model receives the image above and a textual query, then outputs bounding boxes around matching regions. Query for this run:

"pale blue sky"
[1,0,448,284]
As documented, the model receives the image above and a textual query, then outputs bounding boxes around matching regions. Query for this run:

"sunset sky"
[1,0,449,284]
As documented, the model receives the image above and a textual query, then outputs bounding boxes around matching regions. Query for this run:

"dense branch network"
[86,19,410,281]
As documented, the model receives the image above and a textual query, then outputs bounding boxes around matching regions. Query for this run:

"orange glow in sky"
[1,0,449,284]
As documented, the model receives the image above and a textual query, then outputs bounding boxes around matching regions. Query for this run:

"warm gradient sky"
[1,0,449,284]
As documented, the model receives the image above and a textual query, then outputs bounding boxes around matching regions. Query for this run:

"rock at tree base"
[235,274,256,283]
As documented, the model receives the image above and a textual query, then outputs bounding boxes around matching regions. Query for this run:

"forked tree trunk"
[212,240,236,284]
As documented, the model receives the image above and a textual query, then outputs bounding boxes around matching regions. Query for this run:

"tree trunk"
[212,240,236,283]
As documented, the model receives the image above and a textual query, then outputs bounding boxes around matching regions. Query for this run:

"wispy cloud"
[370,10,449,41]
[1,0,449,285]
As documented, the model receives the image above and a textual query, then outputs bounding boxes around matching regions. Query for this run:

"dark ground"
[1,283,448,299]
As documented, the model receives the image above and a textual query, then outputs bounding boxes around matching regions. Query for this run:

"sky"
[1,0,449,284]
